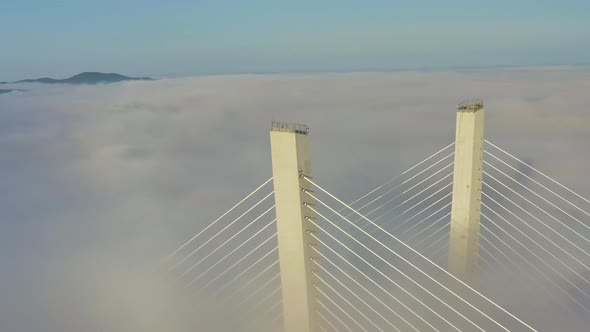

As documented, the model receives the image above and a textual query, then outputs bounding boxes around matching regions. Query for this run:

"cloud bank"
[1,67,589,331]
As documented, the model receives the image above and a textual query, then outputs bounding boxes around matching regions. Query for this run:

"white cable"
[484,171,590,245]
[243,287,281,316]
[302,178,539,332]
[430,242,449,263]
[225,260,279,301]
[237,272,281,307]
[383,192,453,232]
[421,231,449,254]
[365,169,453,224]
[261,298,283,317]
[318,309,342,332]
[172,191,274,269]
[387,182,452,223]
[316,298,354,332]
[213,245,278,294]
[482,195,590,278]
[483,191,590,269]
[478,242,501,267]
[379,183,453,231]
[309,233,430,331]
[480,213,590,313]
[483,182,590,260]
[350,142,455,209]
[399,201,452,236]
[168,177,273,258]
[433,248,448,266]
[477,252,497,274]
[481,206,590,298]
[325,145,455,233]
[355,153,454,218]
[407,211,451,243]
[348,143,455,209]
[313,271,387,332]
[188,219,276,285]
[315,286,370,332]
[480,234,522,273]
[188,219,276,286]
[366,163,454,224]
[311,260,402,332]
[210,239,277,293]
[413,220,451,250]
[484,155,590,224]
[257,292,282,316]
[479,230,572,313]
[485,140,590,206]
[180,207,275,279]
[306,216,462,332]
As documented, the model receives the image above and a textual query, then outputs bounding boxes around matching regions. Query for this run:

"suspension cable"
[365,163,453,225]
[347,143,455,209]
[316,298,354,332]
[483,182,590,259]
[485,140,590,205]
[168,177,273,258]
[484,171,590,245]
[306,216,463,331]
[313,270,386,332]
[481,213,590,313]
[383,192,453,232]
[311,260,402,332]
[421,231,449,254]
[317,308,343,332]
[480,212,590,298]
[179,207,275,279]
[478,229,569,309]
[364,167,453,224]
[213,250,278,297]
[308,233,430,331]
[482,196,590,277]
[188,219,276,285]
[172,191,274,269]
[225,260,279,301]
[315,286,370,332]
[485,157,590,227]
[237,272,281,308]
[210,240,278,293]
[356,153,454,218]
[413,220,450,250]
[399,200,452,236]
[379,183,452,231]
[302,177,539,332]
[407,211,451,243]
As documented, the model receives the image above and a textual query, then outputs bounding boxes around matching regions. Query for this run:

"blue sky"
[1,0,590,80]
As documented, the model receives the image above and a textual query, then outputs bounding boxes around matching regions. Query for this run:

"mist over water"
[1,67,590,331]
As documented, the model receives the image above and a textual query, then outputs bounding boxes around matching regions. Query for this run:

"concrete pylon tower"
[448,101,485,282]
[270,122,318,332]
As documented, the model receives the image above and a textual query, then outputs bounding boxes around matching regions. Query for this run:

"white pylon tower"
[448,101,485,283]
[270,122,318,332]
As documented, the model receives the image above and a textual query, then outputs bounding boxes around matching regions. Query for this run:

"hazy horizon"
[2,1,590,81]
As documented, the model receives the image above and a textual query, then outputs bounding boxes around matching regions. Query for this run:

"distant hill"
[2,72,153,85]
[0,89,25,94]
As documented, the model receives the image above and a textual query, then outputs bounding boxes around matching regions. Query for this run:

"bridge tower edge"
[270,122,318,332]
[448,101,485,283]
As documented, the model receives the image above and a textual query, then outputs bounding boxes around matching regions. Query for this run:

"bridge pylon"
[270,122,318,332]
[448,101,485,283]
